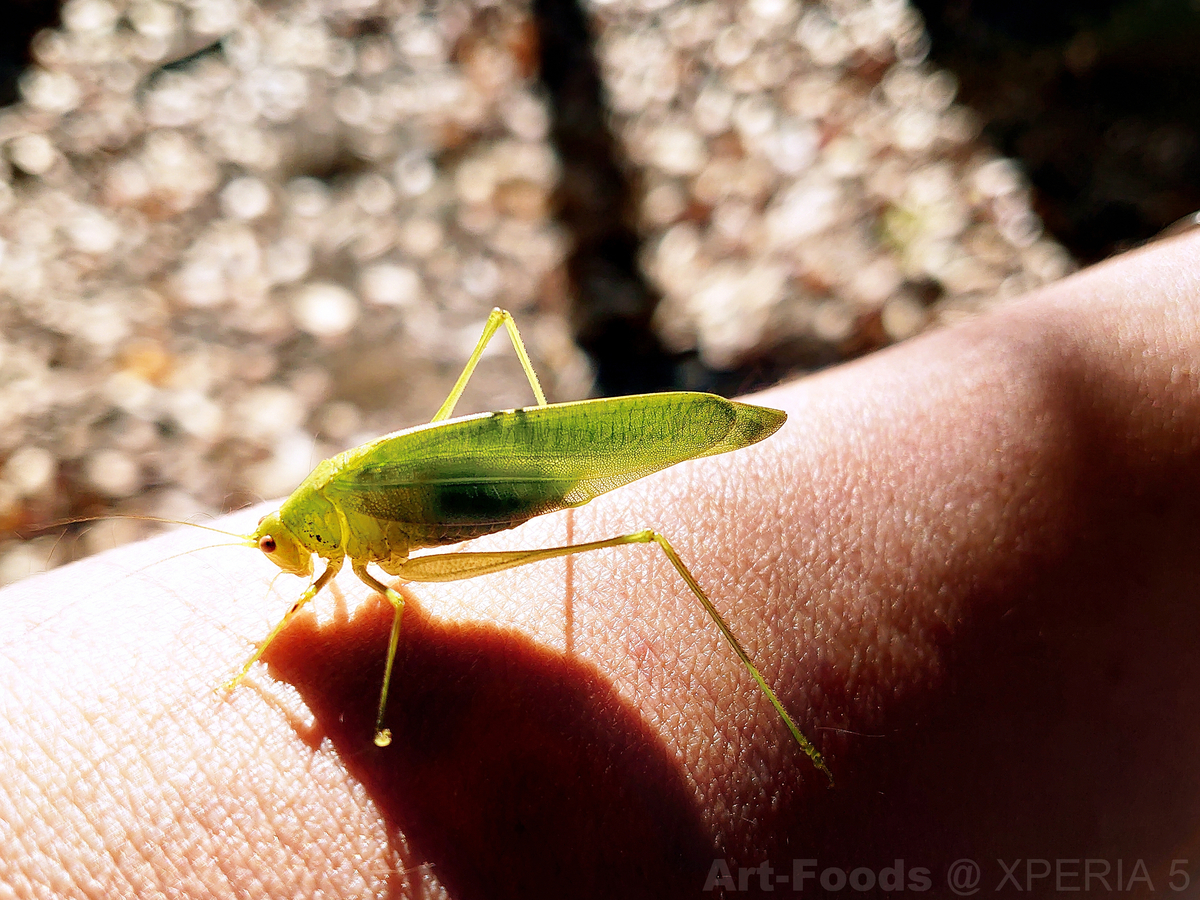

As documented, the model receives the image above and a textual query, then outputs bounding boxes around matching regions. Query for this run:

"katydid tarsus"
[121,308,831,781]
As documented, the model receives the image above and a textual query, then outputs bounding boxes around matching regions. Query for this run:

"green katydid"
[217,307,830,781]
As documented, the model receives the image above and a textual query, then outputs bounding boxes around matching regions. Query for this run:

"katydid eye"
[259,535,277,553]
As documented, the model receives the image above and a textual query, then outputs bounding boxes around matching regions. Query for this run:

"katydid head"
[251,511,313,578]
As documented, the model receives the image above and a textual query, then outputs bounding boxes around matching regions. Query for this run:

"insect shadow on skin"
[262,588,718,900]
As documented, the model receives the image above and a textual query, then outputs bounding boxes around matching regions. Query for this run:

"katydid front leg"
[221,556,344,693]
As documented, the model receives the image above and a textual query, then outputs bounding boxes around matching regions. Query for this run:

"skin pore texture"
[1,230,1199,899]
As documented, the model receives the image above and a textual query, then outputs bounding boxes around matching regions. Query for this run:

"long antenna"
[32,514,252,543]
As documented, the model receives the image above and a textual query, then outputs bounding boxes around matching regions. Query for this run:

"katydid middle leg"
[350,560,408,747]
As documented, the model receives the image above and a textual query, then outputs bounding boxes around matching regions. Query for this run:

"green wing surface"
[323,392,784,528]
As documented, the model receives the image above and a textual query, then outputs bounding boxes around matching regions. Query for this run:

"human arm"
[2,229,1199,897]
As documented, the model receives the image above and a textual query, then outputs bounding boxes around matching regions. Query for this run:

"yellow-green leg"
[350,560,407,747]
[221,557,343,692]
[379,531,832,783]
[433,307,548,422]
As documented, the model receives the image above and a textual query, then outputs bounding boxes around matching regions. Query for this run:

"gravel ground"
[0,0,1073,582]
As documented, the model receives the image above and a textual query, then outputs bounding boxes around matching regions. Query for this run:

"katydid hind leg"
[352,560,407,747]
[432,307,548,422]
[388,532,832,781]
[646,532,833,783]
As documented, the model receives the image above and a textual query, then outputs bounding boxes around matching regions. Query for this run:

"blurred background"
[0,0,1196,581]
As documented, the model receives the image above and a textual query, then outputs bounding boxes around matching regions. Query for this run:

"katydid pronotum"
[191,308,829,780]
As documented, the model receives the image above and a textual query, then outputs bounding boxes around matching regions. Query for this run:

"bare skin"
[1,230,1199,899]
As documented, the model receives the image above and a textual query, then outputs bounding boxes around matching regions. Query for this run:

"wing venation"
[323,392,782,527]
